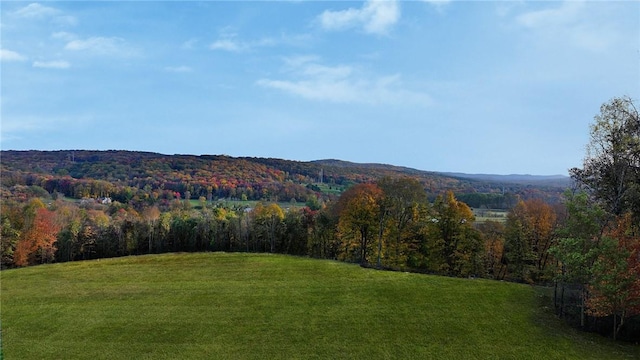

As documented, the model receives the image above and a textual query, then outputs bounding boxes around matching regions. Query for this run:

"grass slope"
[1,253,637,359]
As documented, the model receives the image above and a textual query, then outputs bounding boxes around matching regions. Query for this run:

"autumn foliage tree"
[377,176,428,268]
[504,199,558,283]
[252,203,285,253]
[14,207,61,266]
[337,184,383,265]
[586,213,640,340]
[0,200,24,268]
[477,221,505,279]
[424,191,482,276]
[143,206,161,253]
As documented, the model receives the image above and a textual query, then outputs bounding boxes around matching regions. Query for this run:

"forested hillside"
[0,150,566,207]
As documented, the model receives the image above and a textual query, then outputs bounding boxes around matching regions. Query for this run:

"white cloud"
[282,55,320,68]
[164,66,192,73]
[210,39,244,52]
[14,3,77,26]
[209,34,278,53]
[516,1,583,28]
[515,1,614,52]
[422,0,452,13]
[33,60,70,69]
[65,37,137,57]
[257,77,356,103]
[257,58,432,106]
[0,49,27,62]
[318,0,400,35]
[422,0,451,4]
[14,3,59,19]
[302,63,353,79]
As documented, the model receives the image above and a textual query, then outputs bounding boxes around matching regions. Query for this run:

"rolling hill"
[1,253,636,359]
[0,150,568,206]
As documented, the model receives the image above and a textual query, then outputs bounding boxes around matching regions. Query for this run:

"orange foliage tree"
[504,199,557,282]
[14,208,61,266]
[477,221,505,279]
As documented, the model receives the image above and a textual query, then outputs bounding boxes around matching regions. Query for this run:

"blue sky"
[1,1,638,175]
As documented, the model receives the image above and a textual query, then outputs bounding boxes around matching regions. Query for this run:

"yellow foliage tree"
[337,184,383,265]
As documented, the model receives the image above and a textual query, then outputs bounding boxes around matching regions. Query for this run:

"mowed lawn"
[1,253,638,359]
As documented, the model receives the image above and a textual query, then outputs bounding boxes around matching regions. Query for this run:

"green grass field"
[1,253,637,359]
[312,183,346,195]
[473,208,509,223]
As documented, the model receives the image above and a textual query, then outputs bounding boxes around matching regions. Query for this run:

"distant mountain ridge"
[311,159,433,176]
[441,172,571,186]
[313,159,571,186]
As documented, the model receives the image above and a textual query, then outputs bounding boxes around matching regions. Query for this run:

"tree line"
[0,97,638,341]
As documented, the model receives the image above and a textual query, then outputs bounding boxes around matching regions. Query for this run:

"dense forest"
[1,97,638,342]
[0,149,567,208]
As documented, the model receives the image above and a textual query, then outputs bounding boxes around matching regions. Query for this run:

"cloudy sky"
[1,1,638,175]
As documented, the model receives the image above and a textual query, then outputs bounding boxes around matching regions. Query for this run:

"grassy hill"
[1,253,637,359]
